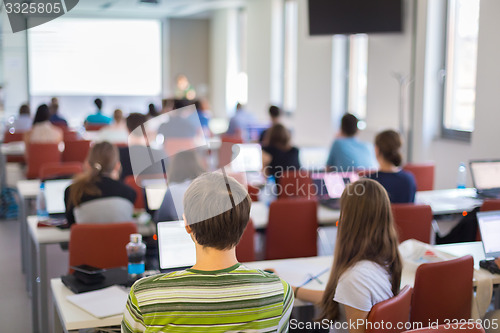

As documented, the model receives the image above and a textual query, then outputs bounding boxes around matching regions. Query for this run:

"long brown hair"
[69,142,119,207]
[319,178,402,321]
[268,124,291,151]
[375,130,403,167]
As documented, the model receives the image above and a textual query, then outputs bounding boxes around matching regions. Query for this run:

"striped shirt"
[122,263,294,332]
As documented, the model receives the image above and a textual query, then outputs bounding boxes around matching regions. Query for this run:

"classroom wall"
[168,18,210,98]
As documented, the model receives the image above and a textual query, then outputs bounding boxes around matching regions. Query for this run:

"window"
[283,0,298,113]
[347,34,368,121]
[442,0,480,140]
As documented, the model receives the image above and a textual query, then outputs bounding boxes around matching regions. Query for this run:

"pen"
[298,268,329,288]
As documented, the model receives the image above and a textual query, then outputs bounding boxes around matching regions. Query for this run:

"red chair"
[403,163,435,191]
[411,255,474,325]
[85,123,107,131]
[218,137,243,169]
[404,324,485,333]
[3,131,26,163]
[40,162,83,180]
[277,171,314,199]
[62,140,91,163]
[69,222,137,273]
[63,130,79,141]
[26,143,62,179]
[124,175,145,210]
[236,219,256,262]
[366,285,413,333]
[265,198,318,260]
[391,204,433,243]
[247,185,260,202]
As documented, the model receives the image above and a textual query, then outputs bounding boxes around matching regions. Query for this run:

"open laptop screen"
[157,221,197,270]
[311,172,360,199]
[470,160,500,190]
[44,179,72,215]
[477,211,500,258]
[231,144,263,173]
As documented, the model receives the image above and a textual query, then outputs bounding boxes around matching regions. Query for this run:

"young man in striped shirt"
[122,172,294,332]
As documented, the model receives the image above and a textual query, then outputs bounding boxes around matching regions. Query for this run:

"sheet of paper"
[66,285,129,318]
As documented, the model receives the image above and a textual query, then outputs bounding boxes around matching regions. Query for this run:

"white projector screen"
[28,18,162,96]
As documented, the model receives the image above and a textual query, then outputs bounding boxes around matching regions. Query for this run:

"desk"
[28,216,155,333]
[51,242,499,332]
[250,201,340,229]
[415,188,483,215]
[17,180,41,281]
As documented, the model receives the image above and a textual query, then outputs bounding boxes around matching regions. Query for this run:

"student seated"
[368,130,417,203]
[85,98,112,125]
[97,109,128,143]
[292,179,402,333]
[24,104,63,144]
[226,103,257,140]
[64,142,136,225]
[122,172,294,332]
[153,150,205,223]
[262,123,300,179]
[326,113,376,171]
[49,98,68,127]
[12,104,32,133]
[259,105,282,145]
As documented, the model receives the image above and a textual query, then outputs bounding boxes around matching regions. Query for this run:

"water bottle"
[126,234,146,280]
[259,175,277,206]
[36,182,49,221]
[457,162,467,189]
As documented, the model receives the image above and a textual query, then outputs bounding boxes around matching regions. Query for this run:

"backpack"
[0,187,19,219]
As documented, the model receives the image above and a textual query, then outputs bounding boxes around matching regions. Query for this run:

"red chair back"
[69,222,137,273]
[218,138,243,169]
[403,163,435,191]
[3,131,26,163]
[391,204,433,243]
[366,285,413,333]
[236,219,256,262]
[124,175,145,210]
[277,171,314,199]
[63,130,79,141]
[410,255,473,325]
[26,143,62,179]
[62,140,91,163]
[265,198,318,260]
[85,123,107,131]
[3,131,24,143]
[404,324,485,333]
[40,162,83,180]
[247,185,260,202]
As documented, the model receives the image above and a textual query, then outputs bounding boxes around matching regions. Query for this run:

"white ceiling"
[68,0,246,19]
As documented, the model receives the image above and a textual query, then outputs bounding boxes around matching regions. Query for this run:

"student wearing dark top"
[259,105,282,145]
[368,130,416,203]
[262,124,300,179]
[64,142,136,225]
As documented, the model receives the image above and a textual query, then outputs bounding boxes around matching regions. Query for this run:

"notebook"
[66,285,129,318]
[157,220,197,272]
[477,210,500,259]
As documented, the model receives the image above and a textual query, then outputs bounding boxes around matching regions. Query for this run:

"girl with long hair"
[64,141,136,225]
[293,178,402,333]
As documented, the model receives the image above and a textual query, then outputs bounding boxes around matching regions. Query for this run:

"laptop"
[143,179,168,212]
[231,144,264,185]
[469,160,500,198]
[311,172,360,209]
[477,211,500,259]
[44,179,72,218]
[299,147,328,172]
[157,220,197,272]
